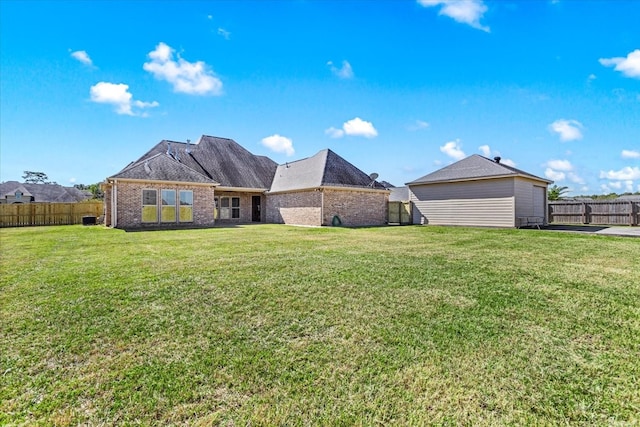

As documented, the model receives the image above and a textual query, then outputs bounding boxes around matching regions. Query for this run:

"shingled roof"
[407,155,551,185]
[269,149,387,193]
[110,153,217,184]
[0,181,92,203]
[130,135,277,190]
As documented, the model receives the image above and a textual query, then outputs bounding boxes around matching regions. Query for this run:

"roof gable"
[269,149,386,192]
[407,154,551,185]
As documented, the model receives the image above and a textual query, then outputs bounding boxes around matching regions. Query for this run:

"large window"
[179,190,193,222]
[142,189,157,222]
[161,189,176,222]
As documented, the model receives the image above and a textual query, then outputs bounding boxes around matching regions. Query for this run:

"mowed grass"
[1,224,639,426]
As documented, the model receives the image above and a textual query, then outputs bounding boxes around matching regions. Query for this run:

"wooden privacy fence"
[548,201,639,226]
[0,202,103,228]
[388,201,412,225]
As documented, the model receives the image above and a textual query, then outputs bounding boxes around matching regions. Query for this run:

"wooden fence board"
[548,201,638,226]
[0,202,103,228]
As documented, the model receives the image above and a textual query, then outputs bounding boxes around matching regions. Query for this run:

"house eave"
[267,185,391,195]
[105,177,218,187]
[216,186,269,193]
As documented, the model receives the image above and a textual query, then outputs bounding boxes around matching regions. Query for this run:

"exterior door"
[252,196,261,222]
[219,197,230,219]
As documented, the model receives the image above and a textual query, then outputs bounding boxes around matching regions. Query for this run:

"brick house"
[103,135,389,229]
[267,149,389,226]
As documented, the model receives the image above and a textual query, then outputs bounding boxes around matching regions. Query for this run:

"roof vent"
[493,156,501,163]
[186,139,191,154]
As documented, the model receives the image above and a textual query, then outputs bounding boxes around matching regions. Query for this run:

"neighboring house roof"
[110,153,217,184]
[406,155,552,185]
[389,186,410,202]
[0,181,92,202]
[615,194,640,201]
[269,149,387,193]
[132,135,277,189]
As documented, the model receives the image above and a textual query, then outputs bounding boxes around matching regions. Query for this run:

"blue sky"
[1,0,639,195]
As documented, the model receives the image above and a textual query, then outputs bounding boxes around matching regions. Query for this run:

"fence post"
[582,202,587,224]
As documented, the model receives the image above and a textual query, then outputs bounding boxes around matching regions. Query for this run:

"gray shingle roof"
[0,181,92,203]
[110,153,217,184]
[406,155,551,185]
[389,186,410,202]
[269,149,387,193]
[127,135,277,189]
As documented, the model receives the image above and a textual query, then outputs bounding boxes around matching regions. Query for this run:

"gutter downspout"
[320,188,324,226]
[112,180,118,228]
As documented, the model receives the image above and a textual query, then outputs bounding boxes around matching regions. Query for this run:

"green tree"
[548,184,569,201]
[22,171,56,184]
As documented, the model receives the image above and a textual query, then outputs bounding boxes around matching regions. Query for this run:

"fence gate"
[388,202,411,225]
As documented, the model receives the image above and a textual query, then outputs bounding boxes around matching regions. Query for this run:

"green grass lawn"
[1,224,639,426]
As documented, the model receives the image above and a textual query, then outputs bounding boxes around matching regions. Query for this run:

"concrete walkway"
[543,225,640,237]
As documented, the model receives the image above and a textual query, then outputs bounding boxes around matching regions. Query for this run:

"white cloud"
[143,42,223,95]
[478,144,491,157]
[621,149,640,159]
[609,181,623,190]
[501,158,517,167]
[261,134,294,156]
[344,117,377,137]
[545,168,565,181]
[599,49,640,79]
[325,127,345,139]
[408,120,430,131]
[545,159,573,171]
[568,172,585,185]
[549,119,583,141]
[70,50,93,66]
[327,60,354,79]
[326,117,378,138]
[218,28,231,40]
[544,159,582,183]
[90,82,159,116]
[599,166,640,180]
[417,0,490,32]
[440,139,466,160]
[69,177,76,184]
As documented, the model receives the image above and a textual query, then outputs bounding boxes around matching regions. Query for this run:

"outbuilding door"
[533,186,546,219]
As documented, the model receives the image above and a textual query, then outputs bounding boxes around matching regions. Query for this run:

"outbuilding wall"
[409,178,516,227]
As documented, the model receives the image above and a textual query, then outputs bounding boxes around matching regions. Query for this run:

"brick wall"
[109,181,215,229]
[266,188,388,226]
[266,190,322,226]
[322,189,388,226]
